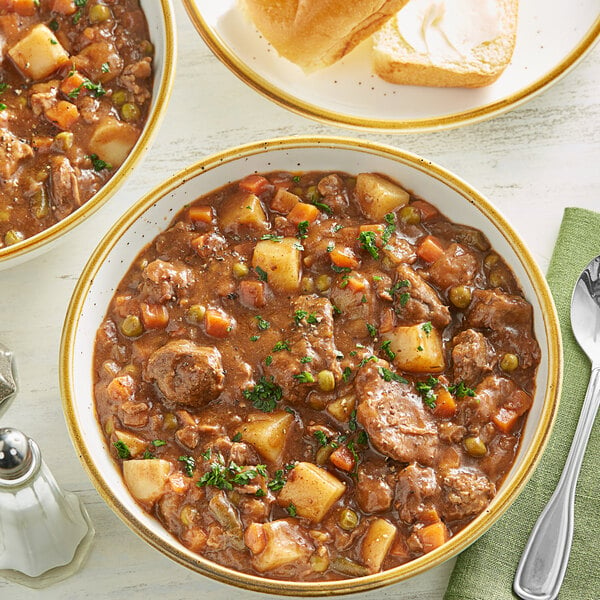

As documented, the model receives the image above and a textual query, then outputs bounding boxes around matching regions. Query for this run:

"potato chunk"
[361,518,397,573]
[240,411,294,463]
[383,323,445,373]
[8,24,70,80]
[278,462,345,522]
[355,173,409,220]
[245,520,313,573]
[123,459,171,504]
[218,191,269,234]
[115,430,147,458]
[252,238,302,293]
[88,117,139,167]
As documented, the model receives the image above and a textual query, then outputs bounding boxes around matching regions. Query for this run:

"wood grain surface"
[0,2,598,598]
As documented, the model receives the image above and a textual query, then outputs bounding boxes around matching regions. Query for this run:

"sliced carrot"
[188,205,213,224]
[204,308,233,338]
[239,174,270,195]
[60,71,86,97]
[411,200,439,221]
[271,188,300,214]
[49,0,76,14]
[390,536,411,558]
[140,303,169,329]
[330,247,360,269]
[11,0,37,15]
[493,407,520,433]
[287,201,320,225]
[238,280,266,308]
[416,235,444,263]
[433,389,457,419]
[419,507,441,526]
[346,275,367,293]
[31,136,54,152]
[45,101,79,130]
[417,521,449,553]
[329,446,355,472]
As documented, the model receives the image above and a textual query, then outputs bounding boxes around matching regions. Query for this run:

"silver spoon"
[514,254,600,600]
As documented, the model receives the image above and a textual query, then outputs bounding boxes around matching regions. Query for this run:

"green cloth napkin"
[445,208,600,600]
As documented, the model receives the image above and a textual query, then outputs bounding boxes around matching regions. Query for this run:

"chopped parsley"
[380,340,396,360]
[113,440,131,459]
[243,376,282,412]
[326,241,335,252]
[348,410,358,432]
[422,322,433,336]
[286,503,298,517]
[293,309,308,325]
[312,199,333,215]
[313,430,328,446]
[294,371,315,383]
[0,103,6,111]
[306,312,318,324]
[197,454,267,491]
[300,356,312,363]
[378,367,408,383]
[255,265,268,282]
[143,450,155,459]
[358,355,377,368]
[417,345,424,352]
[292,175,301,183]
[357,430,369,445]
[89,154,112,171]
[267,464,294,491]
[293,241,304,251]
[255,315,270,330]
[178,455,196,477]
[382,212,396,245]
[261,234,283,242]
[297,220,309,239]
[265,355,273,366]
[366,323,377,337]
[448,381,476,398]
[416,376,439,409]
[331,264,351,274]
[250,335,260,341]
[232,432,242,443]
[152,439,166,447]
[272,340,290,352]
[0,83,8,94]
[49,38,57,45]
[358,230,379,260]
[388,279,410,297]
[48,18,59,31]
[255,488,266,497]
[398,292,411,307]
[342,367,352,382]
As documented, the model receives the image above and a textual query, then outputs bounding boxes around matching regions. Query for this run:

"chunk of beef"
[118,57,152,104]
[382,236,417,265]
[457,374,518,431]
[50,155,81,219]
[73,41,123,82]
[118,400,149,428]
[155,221,198,261]
[316,173,348,212]
[480,434,519,483]
[329,271,374,325]
[29,82,58,116]
[427,221,490,253]
[140,259,194,304]
[145,340,224,407]
[427,243,478,290]
[0,128,33,179]
[355,362,439,465]
[465,288,540,369]
[355,463,393,514]
[263,295,342,403]
[393,264,451,329]
[395,463,440,523]
[451,329,495,387]
[440,468,495,522]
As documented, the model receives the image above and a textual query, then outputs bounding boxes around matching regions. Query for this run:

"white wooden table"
[0,3,598,598]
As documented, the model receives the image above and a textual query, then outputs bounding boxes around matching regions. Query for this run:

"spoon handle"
[513,366,600,600]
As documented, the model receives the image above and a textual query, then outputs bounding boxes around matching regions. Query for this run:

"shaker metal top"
[0,427,33,481]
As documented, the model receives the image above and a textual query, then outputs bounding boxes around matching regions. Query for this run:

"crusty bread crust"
[241,0,411,72]
[373,0,519,88]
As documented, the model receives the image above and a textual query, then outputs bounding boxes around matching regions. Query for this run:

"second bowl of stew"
[0,0,176,269]
[61,136,561,595]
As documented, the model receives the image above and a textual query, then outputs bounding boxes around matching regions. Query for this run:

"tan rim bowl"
[60,136,562,596]
[0,0,177,271]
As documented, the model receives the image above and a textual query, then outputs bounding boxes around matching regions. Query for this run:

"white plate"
[182,0,599,132]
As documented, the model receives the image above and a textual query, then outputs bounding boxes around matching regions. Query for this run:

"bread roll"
[373,0,519,88]
[240,0,411,72]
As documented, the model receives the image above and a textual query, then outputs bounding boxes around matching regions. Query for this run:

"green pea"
[187,304,206,323]
[120,315,143,337]
[89,4,111,23]
[464,436,487,457]
[449,285,472,309]
[317,370,335,392]
[4,230,24,246]
[399,205,421,225]
[112,89,128,107]
[121,102,141,122]
[500,353,519,372]
[338,508,359,531]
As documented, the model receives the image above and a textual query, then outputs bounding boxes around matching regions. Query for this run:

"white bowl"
[60,136,562,596]
[0,0,177,270]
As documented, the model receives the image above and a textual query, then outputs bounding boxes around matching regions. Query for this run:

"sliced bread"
[372,0,519,88]
[240,0,411,73]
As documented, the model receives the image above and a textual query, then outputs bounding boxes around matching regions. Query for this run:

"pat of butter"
[396,0,502,59]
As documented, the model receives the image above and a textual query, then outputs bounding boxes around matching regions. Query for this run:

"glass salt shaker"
[0,428,95,588]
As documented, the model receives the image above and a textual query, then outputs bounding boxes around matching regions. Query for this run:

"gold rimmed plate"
[182,0,599,132]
